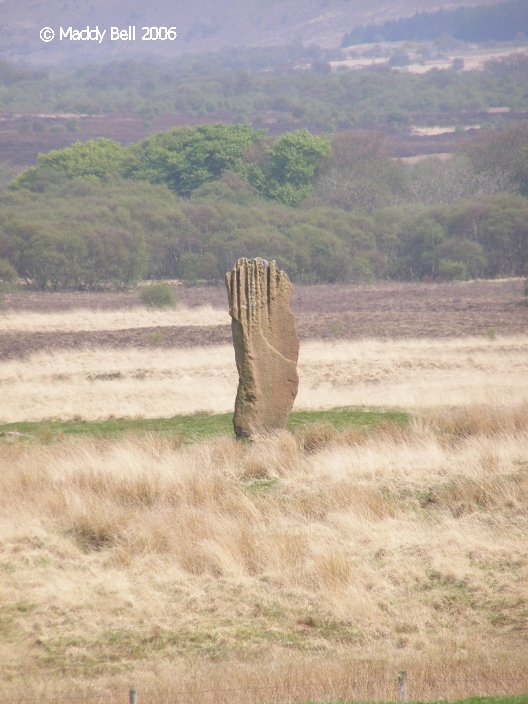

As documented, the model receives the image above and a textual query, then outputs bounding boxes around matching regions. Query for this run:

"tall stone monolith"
[225,258,299,438]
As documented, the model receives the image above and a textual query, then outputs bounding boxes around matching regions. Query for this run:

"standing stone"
[225,258,299,438]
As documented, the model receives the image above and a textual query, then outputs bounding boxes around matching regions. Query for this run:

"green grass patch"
[0,411,233,443]
[448,698,528,704]
[244,478,281,495]
[0,406,410,444]
[288,407,408,431]
[416,698,527,704]
[303,697,528,704]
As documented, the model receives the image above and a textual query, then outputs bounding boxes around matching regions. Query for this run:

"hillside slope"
[0,0,500,64]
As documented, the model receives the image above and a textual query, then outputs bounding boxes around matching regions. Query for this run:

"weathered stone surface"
[225,258,299,438]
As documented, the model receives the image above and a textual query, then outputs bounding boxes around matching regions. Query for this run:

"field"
[1,279,526,360]
[0,280,526,423]
[335,43,528,75]
[1,279,527,703]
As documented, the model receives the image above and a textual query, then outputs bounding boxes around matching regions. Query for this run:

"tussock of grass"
[421,402,528,439]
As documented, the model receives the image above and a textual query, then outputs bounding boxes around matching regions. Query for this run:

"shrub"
[179,252,219,283]
[0,258,18,291]
[438,258,468,281]
[139,282,177,309]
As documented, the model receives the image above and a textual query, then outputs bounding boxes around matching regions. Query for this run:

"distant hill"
[342,0,528,46]
[0,0,499,65]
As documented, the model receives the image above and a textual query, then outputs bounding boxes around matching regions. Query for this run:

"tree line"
[1,123,527,290]
[342,0,528,46]
[2,52,528,131]
[13,125,330,206]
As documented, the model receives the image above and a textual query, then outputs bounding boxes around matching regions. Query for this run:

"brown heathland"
[0,279,526,360]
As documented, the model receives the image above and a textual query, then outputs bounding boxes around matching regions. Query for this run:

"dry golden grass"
[1,335,527,422]
[2,294,527,700]
[0,304,226,332]
[1,410,528,701]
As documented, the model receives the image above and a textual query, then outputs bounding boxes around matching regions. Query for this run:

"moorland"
[1,2,528,700]
[1,280,527,703]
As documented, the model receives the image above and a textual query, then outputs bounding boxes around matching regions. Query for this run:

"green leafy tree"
[11,139,128,189]
[253,130,331,206]
[128,124,260,196]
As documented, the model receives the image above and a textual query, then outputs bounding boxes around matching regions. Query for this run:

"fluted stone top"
[226,258,292,325]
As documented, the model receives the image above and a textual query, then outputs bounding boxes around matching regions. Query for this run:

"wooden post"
[129,689,138,704]
[398,671,408,703]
